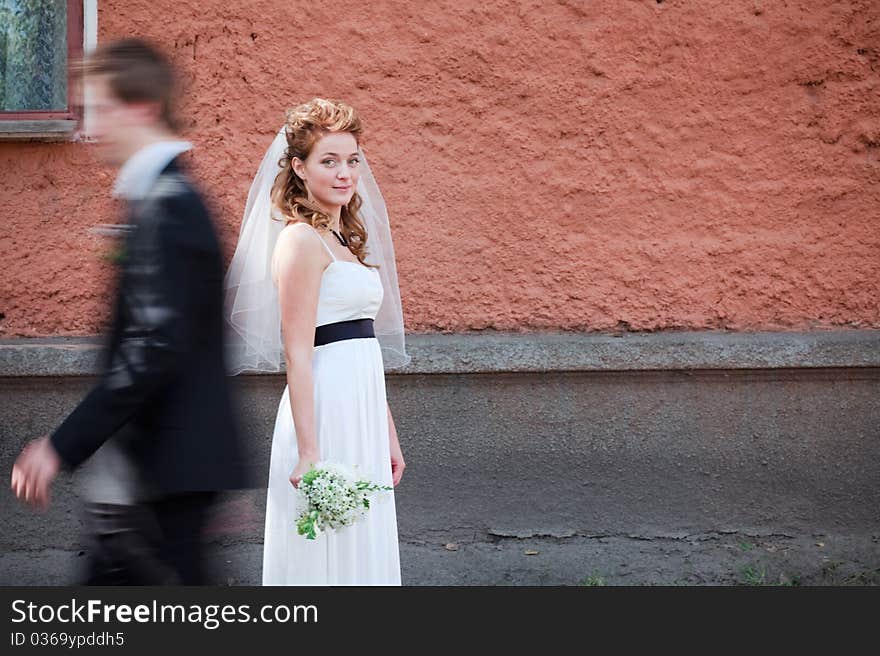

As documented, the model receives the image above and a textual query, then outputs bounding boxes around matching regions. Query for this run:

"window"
[0,0,84,140]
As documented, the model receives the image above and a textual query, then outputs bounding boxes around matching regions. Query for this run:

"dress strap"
[318,235,337,262]
[302,223,336,261]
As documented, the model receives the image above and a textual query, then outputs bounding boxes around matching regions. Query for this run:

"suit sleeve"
[50,196,189,468]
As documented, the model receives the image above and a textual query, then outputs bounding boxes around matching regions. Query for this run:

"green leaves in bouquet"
[302,467,320,486]
[297,509,321,540]
[356,481,392,492]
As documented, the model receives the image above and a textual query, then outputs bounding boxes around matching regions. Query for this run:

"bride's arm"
[388,403,405,486]
[274,225,324,486]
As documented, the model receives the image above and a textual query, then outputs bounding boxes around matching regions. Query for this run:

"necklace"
[330,228,348,247]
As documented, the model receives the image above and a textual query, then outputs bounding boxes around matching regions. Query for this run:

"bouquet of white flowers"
[294,462,392,540]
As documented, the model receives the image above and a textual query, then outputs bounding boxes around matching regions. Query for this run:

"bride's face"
[293,131,361,212]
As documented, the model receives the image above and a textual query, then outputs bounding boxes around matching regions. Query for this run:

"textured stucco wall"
[1,0,878,336]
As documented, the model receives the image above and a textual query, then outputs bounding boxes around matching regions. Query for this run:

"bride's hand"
[387,404,405,487]
[289,456,318,489]
[390,443,405,487]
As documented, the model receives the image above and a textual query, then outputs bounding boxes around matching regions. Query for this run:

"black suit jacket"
[51,158,250,495]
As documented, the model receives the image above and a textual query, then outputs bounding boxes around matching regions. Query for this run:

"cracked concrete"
[1,531,875,586]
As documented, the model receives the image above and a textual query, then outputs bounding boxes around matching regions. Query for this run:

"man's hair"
[81,38,179,130]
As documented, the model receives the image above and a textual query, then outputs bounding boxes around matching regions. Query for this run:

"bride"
[223,98,410,585]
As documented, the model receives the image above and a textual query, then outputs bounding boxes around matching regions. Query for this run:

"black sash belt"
[314,318,376,347]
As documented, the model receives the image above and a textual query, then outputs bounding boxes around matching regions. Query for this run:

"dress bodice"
[280,223,383,328]
[315,257,383,328]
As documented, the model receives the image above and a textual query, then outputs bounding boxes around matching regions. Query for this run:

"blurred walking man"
[11,39,249,584]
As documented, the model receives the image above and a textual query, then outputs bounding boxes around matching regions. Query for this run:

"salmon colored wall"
[1,0,878,336]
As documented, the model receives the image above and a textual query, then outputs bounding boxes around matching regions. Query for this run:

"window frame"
[0,0,85,140]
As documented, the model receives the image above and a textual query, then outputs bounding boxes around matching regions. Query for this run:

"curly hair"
[270,98,374,267]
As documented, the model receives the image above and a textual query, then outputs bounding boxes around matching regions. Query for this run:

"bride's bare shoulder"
[272,222,325,275]
[275,222,323,254]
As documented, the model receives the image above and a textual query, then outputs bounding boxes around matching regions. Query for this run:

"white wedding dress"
[262,226,401,585]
